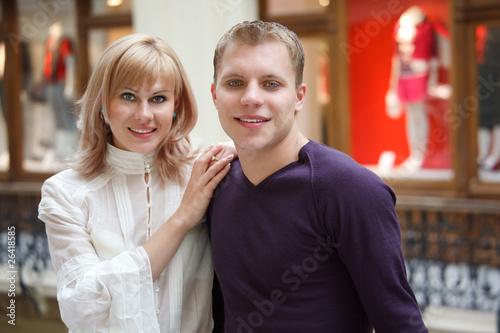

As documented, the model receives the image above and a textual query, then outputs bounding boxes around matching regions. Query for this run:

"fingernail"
[227,154,234,160]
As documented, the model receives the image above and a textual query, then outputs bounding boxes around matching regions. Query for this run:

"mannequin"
[386,6,438,171]
[477,25,500,171]
[43,22,76,159]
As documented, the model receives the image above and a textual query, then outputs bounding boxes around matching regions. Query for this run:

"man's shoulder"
[304,140,393,198]
[304,140,375,179]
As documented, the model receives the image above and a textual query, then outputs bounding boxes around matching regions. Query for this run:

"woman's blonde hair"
[73,33,197,184]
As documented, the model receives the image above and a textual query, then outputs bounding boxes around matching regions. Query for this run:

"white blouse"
[38,144,213,333]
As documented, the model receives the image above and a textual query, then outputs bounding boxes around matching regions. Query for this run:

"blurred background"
[0,0,499,332]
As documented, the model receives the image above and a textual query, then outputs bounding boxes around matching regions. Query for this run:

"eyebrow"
[262,74,285,81]
[123,87,172,95]
[219,73,244,80]
[220,73,286,82]
[152,90,172,95]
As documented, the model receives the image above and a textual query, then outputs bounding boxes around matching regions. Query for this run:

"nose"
[134,102,153,122]
[240,82,264,107]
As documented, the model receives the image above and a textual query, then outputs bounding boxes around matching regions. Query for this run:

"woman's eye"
[121,93,135,101]
[151,96,166,103]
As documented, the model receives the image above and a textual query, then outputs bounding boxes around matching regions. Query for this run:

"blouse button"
[156,287,160,293]
[156,309,160,315]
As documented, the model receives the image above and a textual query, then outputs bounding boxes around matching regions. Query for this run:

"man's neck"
[237,133,309,186]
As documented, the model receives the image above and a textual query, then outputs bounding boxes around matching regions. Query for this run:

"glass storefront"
[476,23,500,183]
[17,0,78,172]
[347,0,453,180]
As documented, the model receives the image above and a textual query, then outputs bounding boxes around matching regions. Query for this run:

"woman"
[38,33,233,332]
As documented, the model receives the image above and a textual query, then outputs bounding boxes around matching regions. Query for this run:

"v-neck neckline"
[239,140,312,191]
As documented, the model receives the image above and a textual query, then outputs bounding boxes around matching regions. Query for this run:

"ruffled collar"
[106,143,156,175]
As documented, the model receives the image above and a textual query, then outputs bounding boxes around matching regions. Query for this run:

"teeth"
[130,128,154,134]
[239,118,266,123]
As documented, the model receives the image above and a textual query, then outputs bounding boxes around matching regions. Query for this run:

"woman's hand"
[173,144,233,231]
[209,141,237,166]
[144,144,232,280]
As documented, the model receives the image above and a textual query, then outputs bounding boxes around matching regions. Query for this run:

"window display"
[476,24,500,183]
[18,0,77,172]
[348,0,451,180]
[0,0,133,180]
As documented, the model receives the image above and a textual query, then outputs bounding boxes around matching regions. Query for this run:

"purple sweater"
[208,140,428,333]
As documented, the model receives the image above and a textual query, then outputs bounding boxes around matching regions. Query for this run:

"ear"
[295,83,306,113]
[210,83,217,106]
[173,90,182,111]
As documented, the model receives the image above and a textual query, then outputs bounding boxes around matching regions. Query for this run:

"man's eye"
[228,81,242,87]
[266,82,279,88]
[121,93,135,101]
[152,96,166,103]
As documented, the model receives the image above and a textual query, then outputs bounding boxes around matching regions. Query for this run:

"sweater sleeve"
[314,153,428,333]
[38,175,160,332]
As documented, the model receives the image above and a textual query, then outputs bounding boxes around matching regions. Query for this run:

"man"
[208,20,428,333]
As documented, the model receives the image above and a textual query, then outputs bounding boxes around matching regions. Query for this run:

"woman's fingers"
[211,141,237,163]
[197,144,222,167]
[176,146,233,229]
[204,155,233,192]
[196,151,233,193]
[193,144,231,176]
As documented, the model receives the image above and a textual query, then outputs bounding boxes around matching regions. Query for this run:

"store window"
[261,0,499,198]
[347,0,452,181]
[476,23,500,183]
[17,0,77,173]
[0,0,132,181]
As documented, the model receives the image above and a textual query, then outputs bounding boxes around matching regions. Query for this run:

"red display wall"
[347,0,451,168]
